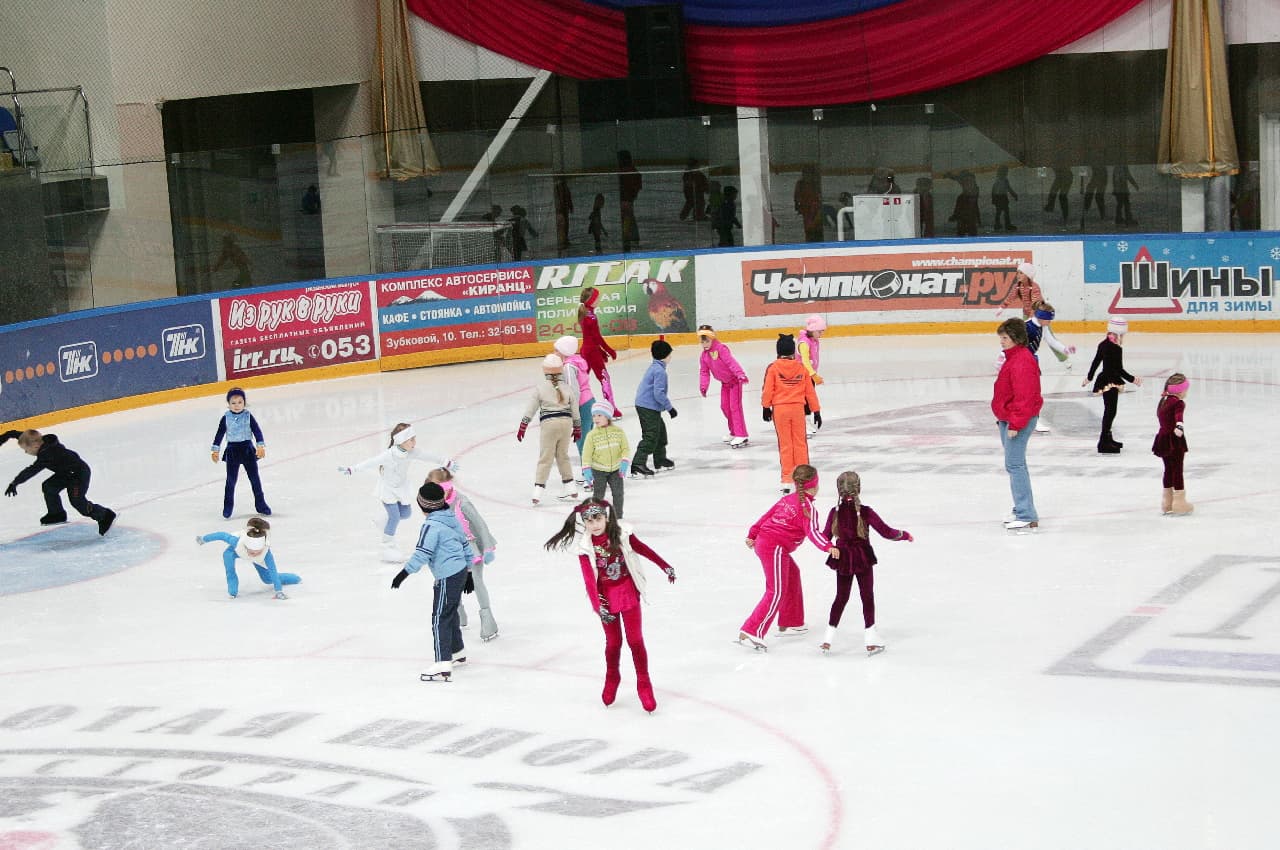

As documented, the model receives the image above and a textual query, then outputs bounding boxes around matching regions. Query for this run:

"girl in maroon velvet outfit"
[821,471,912,656]
[545,499,676,712]
[577,287,621,417]
[1152,373,1193,516]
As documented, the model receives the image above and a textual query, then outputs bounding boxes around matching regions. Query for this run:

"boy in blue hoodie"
[630,339,677,477]
[391,481,472,681]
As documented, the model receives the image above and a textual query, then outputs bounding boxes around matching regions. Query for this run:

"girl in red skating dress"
[578,286,621,417]
[545,498,676,712]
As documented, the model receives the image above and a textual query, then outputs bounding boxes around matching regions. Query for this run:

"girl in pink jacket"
[798,315,826,436]
[738,464,839,651]
[555,335,596,464]
[697,325,749,447]
[545,499,676,712]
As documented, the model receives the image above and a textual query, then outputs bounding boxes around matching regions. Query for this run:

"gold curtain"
[1157,0,1239,178]
[374,0,441,179]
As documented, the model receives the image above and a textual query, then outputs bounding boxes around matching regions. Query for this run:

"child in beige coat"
[518,354,582,505]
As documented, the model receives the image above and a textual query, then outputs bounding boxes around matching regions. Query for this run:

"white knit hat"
[542,353,564,373]
[1017,262,1037,280]
[1107,317,1128,335]
[554,335,578,357]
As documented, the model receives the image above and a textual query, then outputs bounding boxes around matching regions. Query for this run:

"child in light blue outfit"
[339,422,454,561]
[210,387,270,519]
[196,517,301,599]
[390,482,473,681]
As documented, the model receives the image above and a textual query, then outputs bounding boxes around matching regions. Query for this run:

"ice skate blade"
[419,672,452,682]
[867,646,886,657]
[481,632,499,642]
[736,634,768,652]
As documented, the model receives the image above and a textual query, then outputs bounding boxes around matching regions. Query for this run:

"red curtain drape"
[407,0,1145,107]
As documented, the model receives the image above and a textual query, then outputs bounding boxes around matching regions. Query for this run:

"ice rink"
[2,330,1277,850]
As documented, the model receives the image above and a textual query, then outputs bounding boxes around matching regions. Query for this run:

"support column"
[1180,180,1206,232]
[1205,175,1231,232]
[736,107,772,247]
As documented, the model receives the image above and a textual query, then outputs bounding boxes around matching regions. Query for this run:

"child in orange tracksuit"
[761,334,821,493]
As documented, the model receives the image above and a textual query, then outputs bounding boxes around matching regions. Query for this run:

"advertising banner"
[1085,234,1277,319]
[0,301,218,422]
[217,280,376,380]
[374,267,536,357]
[740,249,1034,317]
[533,256,698,341]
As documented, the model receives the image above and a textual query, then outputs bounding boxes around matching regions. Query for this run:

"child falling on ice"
[2,429,116,535]
[738,464,839,652]
[518,353,581,505]
[210,387,270,518]
[697,325,749,448]
[196,516,300,599]
[390,482,473,682]
[339,423,454,560]
[1152,373,1193,516]
[1083,317,1141,454]
[427,466,500,641]
[821,470,913,657]
[544,498,676,712]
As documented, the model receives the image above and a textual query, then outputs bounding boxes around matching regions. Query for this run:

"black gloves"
[391,569,409,589]
[4,482,16,497]
[0,430,19,446]
[463,571,475,594]
[812,411,823,429]
[762,408,773,423]
[667,407,678,419]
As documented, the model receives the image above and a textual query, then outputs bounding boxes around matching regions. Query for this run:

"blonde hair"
[16,429,42,450]
[426,467,453,483]
[836,471,867,539]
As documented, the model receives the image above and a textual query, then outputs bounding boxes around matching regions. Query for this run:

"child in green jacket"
[581,402,631,518]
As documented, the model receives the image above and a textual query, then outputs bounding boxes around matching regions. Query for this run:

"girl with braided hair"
[545,498,676,713]
[821,471,913,656]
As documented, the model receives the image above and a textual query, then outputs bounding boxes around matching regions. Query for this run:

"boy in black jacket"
[2,429,116,535]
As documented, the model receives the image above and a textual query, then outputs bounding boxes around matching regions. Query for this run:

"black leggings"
[1162,452,1186,490]
[828,570,875,629]
[1099,388,1119,443]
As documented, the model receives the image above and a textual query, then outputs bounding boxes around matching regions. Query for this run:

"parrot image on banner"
[641,279,690,333]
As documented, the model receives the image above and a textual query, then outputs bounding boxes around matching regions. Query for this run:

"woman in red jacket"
[577,287,620,417]
[992,318,1044,531]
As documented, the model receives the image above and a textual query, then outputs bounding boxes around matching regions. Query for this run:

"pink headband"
[799,473,820,490]
[1165,380,1189,395]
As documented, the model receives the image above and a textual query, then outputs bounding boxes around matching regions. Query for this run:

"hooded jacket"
[404,509,471,581]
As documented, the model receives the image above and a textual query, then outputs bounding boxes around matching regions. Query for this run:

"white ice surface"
[1,332,1277,850]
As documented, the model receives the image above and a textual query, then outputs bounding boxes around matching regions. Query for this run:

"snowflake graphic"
[1221,255,1230,263]
[1088,263,1096,272]
[1116,241,1129,252]
[1163,248,1171,255]
[1270,247,1280,260]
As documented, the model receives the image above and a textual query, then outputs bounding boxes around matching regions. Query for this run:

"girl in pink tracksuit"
[697,325,749,447]
[738,464,839,651]
[798,315,827,435]
[556,335,596,463]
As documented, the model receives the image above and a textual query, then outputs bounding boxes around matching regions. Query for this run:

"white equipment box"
[840,194,919,240]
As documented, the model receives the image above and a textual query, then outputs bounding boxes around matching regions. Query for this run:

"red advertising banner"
[375,267,536,356]
[218,281,376,379]
[741,250,1032,316]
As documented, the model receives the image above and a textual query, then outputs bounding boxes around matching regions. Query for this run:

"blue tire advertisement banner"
[0,301,218,422]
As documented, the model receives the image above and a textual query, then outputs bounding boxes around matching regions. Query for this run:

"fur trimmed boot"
[1169,489,1194,516]
[1161,487,1174,515]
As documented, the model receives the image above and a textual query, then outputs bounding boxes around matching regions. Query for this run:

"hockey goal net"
[375,222,515,273]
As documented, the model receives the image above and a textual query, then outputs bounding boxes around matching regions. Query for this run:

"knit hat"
[591,401,614,420]
[542,353,564,374]
[776,334,796,357]
[697,324,716,340]
[417,481,449,513]
[226,387,246,403]
[554,335,579,357]
[651,339,672,360]
[1017,262,1037,280]
[392,425,416,446]
[805,315,827,333]
[1107,317,1128,335]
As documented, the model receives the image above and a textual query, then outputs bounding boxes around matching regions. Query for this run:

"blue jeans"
[999,418,1038,522]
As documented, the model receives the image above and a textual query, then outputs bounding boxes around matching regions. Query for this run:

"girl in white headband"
[339,423,455,561]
